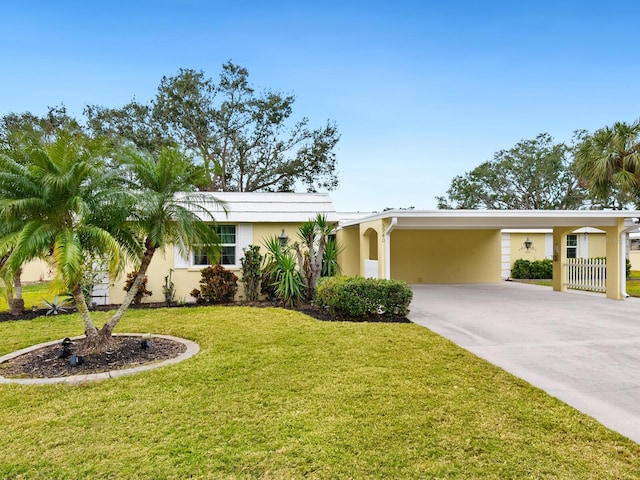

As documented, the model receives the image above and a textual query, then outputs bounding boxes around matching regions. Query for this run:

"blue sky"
[1,1,640,212]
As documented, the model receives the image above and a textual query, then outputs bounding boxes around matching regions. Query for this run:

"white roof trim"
[339,210,640,230]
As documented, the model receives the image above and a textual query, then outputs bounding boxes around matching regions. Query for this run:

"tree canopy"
[436,133,587,210]
[574,120,640,210]
[85,61,340,193]
[0,124,223,351]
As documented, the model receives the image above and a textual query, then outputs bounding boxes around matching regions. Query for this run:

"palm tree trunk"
[9,268,24,317]
[71,283,99,338]
[100,240,156,338]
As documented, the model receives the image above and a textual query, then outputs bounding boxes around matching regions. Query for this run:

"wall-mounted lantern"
[524,237,533,251]
[278,229,289,246]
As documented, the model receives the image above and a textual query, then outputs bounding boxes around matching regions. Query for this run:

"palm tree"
[98,147,225,340]
[574,120,640,209]
[0,129,133,341]
[0,130,224,351]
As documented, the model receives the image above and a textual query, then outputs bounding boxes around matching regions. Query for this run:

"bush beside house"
[316,276,413,319]
[511,259,553,279]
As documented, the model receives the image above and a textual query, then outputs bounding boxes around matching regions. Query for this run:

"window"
[193,225,237,266]
[566,234,577,259]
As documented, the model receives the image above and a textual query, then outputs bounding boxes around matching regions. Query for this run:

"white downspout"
[384,217,397,280]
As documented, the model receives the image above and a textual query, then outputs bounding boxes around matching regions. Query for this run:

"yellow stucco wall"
[509,233,548,264]
[108,222,308,304]
[359,219,387,278]
[21,259,54,284]
[630,251,640,271]
[390,229,501,283]
[336,226,360,277]
[585,233,607,258]
[251,223,302,249]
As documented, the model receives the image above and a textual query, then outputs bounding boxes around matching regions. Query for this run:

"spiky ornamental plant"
[262,235,304,307]
[294,213,334,301]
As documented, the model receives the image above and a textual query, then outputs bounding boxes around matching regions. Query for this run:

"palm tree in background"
[574,120,640,209]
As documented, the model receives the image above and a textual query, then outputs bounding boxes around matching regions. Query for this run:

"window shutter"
[236,224,253,259]
[174,246,191,269]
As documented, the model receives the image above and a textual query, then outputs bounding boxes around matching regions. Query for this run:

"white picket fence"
[565,258,606,292]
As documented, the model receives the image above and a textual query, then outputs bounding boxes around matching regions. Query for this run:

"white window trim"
[174,224,253,270]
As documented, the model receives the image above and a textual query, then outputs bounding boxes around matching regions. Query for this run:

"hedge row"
[511,259,553,279]
[316,276,413,319]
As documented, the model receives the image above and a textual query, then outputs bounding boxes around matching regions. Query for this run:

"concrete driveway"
[408,282,640,444]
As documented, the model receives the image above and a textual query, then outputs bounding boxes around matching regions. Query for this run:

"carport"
[336,210,640,300]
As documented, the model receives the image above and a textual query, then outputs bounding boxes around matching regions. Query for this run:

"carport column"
[603,218,625,300]
[384,217,397,280]
[552,227,577,293]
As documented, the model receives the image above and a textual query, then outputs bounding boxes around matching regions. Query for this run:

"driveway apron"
[408,282,640,444]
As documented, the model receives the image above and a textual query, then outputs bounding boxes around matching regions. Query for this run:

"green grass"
[626,271,640,297]
[0,307,639,479]
[512,278,553,287]
[0,282,62,312]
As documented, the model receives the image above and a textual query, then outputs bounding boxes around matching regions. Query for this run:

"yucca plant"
[262,235,305,307]
[321,237,343,277]
[294,213,334,301]
[273,250,305,308]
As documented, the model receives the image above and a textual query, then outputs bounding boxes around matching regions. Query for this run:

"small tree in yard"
[294,213,334,301]
[240,245,262,302]
[0,128,224,353]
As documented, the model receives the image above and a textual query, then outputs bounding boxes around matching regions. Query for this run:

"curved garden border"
[0,333,199,385]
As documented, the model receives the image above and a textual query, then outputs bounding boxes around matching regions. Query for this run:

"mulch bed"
[0,302,410,380]
[0,336,186,379]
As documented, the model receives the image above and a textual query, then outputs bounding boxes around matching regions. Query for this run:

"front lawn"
[0,282,61,312]
[627,271,640,297]
[0,307,638,478]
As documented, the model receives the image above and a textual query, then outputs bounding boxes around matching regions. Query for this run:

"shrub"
[511,259,531,279]
[321,237,343,277]
[529,258,553,279]
[123,271,152,305]
[261,235,305,306]
[511,259,552,279]
[273,251,306,308]
[240,245,263,302]
[316,276,413,319]
[190,265,238,304]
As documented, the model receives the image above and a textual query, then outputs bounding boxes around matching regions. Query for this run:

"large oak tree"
[436,133,587,210]
[86,61,340,193]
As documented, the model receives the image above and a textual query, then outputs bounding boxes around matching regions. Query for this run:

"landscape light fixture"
[70,354,84,367]
[278,229,289,246]
[59,337,72,359]
[141,333,152,350]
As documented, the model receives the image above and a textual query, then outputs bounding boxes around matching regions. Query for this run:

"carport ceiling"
[343,210,640,230]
